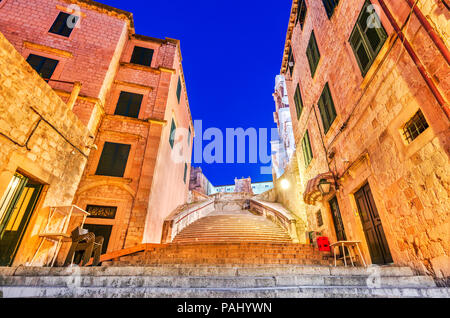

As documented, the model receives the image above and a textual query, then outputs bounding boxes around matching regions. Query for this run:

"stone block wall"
[278,0,449,280]
[0,31,91,265]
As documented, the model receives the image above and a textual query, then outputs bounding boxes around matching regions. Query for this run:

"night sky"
[104,0,292,186]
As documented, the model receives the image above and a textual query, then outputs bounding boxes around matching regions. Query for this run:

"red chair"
[317,237,331,252]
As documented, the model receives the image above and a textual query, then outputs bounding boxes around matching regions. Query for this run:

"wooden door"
[355,183,393,264]
[0,173,43,266]
[329,196,347,241]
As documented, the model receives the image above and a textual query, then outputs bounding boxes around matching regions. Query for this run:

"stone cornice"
[23,41,73,58]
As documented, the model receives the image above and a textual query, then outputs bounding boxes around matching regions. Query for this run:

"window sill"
[359,34,395,91]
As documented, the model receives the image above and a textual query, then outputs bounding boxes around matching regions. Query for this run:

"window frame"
[294,83,304,119]
[322,0,340,19]
[349,0,388,76]
[295,0,308,30]
[306,31,321,78]
[302,130,313,168]
[95,142,131,178]
[317,83,337,134]
[114,91,144,119]
[169,118,177,149]
[130,46,154,67]
[49,11,79,38]
[26,54,59,82]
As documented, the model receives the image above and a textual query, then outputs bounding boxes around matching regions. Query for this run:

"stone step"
[0,265,417,277]
[0,274,435,289]
[2,286,447,298]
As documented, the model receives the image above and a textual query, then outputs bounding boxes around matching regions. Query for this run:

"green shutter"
[349,0,387,76]
[318,83,337,134]
[294,84,304,119]
[183,163,188,183]
[306,31,320,77]
[176,77,182,103]
[169,119,176,148]
[302,130,313,167]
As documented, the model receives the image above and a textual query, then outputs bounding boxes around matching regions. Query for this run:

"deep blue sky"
[104,0,292,185]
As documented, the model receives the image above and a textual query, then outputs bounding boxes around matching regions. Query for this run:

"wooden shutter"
[318,83,337,134]
[306,32,320,77]
[294,84,304,119]
[302,130,313,167]
[95,142,131,177]
[177,77,182,103]
[169,119,176,148]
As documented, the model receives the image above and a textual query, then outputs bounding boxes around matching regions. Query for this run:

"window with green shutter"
[296,0,307,29]
[306,31,320,78]
[349,0,388,76]
[183,163,188,183]
[287,46,295,76]
[294,84,304,119]
[302,130,313,168]
[169,119,176,148]
[176,77,182,103]
[188,126,191,145]
[318,83,337,134]
[322,0,339,19]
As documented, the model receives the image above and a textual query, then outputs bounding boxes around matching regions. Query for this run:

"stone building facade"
[277,0,449,281]
[189,167,215,196]
[0,0,193,265]
[272,75,296,179]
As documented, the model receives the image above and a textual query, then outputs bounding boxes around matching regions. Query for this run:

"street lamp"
[280,179,290,190]
[318,178,332,196]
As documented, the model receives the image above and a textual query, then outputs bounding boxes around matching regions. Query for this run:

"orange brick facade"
[278,0,449,281]
[0,0,193,265]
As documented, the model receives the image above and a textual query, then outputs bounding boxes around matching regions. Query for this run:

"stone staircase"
[1,265,448,298]
[172,210,292,244]
[104,242,332,266]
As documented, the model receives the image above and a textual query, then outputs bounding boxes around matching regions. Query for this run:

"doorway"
[355,183,393,264]
[329,196,347,241]
[0,172,43,266]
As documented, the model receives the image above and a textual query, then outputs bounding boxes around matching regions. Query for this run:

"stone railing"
[161,198,215,243]
[249,199,300,243]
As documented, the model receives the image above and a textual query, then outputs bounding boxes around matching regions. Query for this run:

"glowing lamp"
[318,178,332,196]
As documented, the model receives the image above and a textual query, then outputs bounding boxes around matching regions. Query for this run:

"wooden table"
[330,241,367,267]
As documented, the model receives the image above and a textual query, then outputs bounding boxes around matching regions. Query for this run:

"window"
[402,110,429,144]
[95,142,131,177]
[316,210,324,227]
[296,0,307,29]
[318,83,337,134]
[188,126,192,145]
[306,31,320,78]
[349,0,388,76]
[294,84,304,119]
[169,119,176,149]
[86,205,117,219]
[302,130,313,167]
[176,77,182,103]
[114,91,143,118]
[287,46,295,76]
[49,12,78,37]
[26,54,59,81]
[130,46,154,67]
[183,163,188,183]
[322,0,339,19]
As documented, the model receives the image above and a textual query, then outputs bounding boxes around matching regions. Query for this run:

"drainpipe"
[378,0,450,120]
[404,0,450,65]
